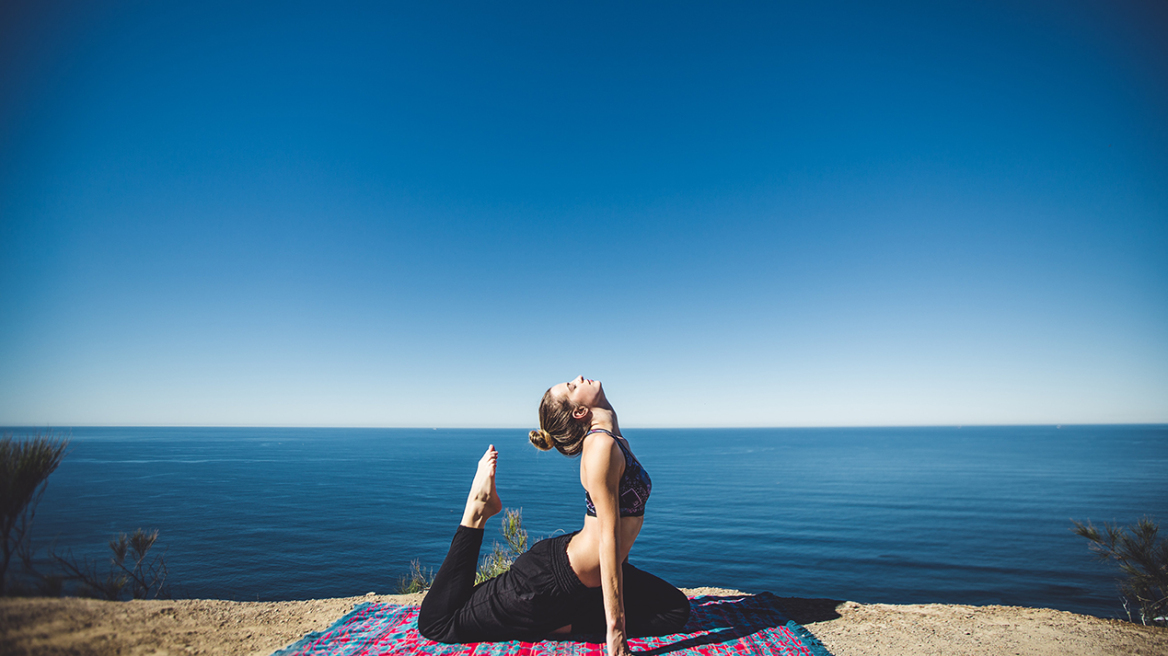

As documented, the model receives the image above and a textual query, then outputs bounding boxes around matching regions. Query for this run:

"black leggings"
[417,525,690,643]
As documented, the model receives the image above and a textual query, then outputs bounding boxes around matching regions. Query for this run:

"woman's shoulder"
[580,429,625,461]
[582,428,615,449]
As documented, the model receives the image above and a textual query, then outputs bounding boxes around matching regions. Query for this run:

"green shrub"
[50,528,170,600]
[398,559,434,594]
[399,508,530,593]
[0,431,69,596]
[1073,517,1168,626]
[475,508,529,584]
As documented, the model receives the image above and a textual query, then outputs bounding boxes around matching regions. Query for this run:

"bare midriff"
[565,514,645,588]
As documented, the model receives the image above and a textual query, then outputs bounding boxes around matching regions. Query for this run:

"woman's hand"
[607,628,634,656]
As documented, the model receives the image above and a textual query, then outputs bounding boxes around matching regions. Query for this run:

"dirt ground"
[2,588,1165,656]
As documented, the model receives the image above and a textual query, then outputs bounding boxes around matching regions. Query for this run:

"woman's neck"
[589,408,620,436]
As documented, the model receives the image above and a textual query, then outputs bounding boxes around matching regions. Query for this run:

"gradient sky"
[2,0,1165,427]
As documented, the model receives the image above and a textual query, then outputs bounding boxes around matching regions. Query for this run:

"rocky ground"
[2,588,1165,656]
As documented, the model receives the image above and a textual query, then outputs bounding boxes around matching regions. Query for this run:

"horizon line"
[3,422,1166,431]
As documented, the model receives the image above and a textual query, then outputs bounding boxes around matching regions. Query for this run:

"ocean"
[13,425,1166,619]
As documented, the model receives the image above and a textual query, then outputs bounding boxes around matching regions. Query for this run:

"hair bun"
[529,429,555,451]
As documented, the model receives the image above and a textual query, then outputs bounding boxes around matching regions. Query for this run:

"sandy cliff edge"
[2,588,1166,656]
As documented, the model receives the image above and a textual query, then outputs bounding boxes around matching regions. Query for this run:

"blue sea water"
[12,425,1166,619]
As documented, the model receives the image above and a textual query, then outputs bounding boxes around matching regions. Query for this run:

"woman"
[418,376,690,655]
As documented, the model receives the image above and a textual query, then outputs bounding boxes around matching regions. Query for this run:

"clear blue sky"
[2,1,1165,427]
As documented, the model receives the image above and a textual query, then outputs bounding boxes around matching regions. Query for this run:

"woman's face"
[552,375,605,410]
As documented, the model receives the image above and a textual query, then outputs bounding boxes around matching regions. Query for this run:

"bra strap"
[588,429,633,459]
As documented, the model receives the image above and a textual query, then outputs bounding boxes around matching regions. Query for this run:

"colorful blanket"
[272,593,833,656]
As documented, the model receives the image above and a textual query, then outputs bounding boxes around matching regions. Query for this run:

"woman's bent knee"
[651,591,691,635]
[418,622,460,643]
[666,596,691,632]
[417,607,456,643]
[420,628,460,644]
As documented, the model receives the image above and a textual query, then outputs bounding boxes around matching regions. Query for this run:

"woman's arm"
[582,434,631,656]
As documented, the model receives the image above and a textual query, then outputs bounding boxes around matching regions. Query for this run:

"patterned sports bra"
[584,428,652,518]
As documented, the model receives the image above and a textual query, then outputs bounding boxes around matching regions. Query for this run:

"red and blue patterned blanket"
[272,593,833,656]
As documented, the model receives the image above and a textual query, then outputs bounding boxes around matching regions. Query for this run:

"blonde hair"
[529,386,589,456]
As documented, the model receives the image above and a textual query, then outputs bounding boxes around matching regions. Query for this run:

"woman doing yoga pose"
[418,376,690,656]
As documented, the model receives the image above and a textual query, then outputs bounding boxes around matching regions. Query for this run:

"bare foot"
[460,445,503,529]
